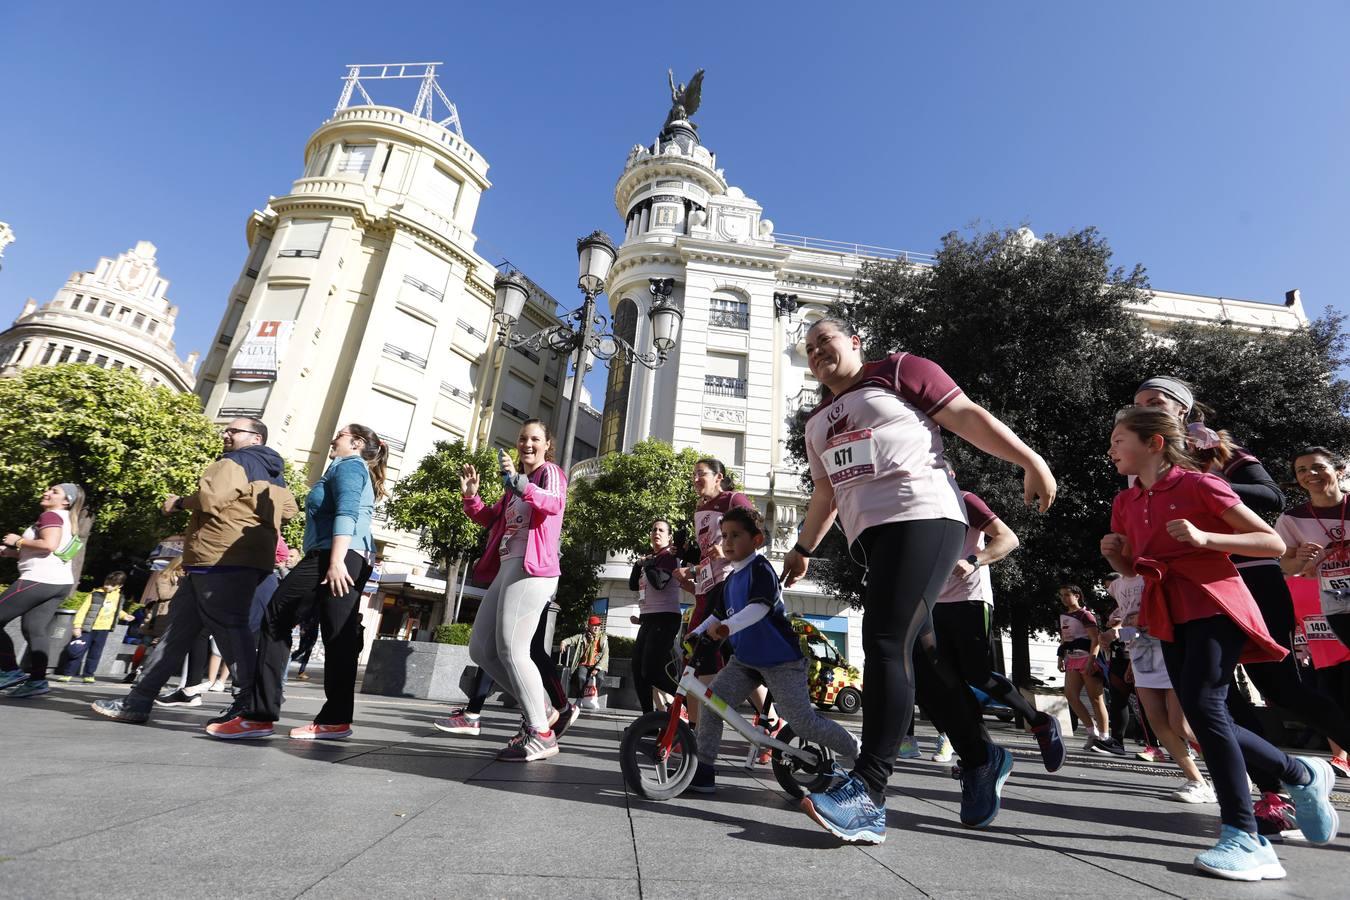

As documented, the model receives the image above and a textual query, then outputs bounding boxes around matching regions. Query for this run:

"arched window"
[598,298,639,455]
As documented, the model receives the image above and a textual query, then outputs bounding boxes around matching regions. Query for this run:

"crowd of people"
[0,317,1347,883]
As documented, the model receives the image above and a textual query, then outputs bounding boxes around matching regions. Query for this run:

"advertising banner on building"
[230,319,295,382]
[1289,576,1350,669]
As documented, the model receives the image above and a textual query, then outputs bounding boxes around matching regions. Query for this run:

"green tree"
[0,365,220,580]
[385,439,502,619]
[280,459,310,551]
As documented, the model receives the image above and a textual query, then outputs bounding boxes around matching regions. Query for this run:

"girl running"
[1104,572,1214,803]
[1278,446,1350,650]
[786,318,1056,844]
[207,424,384,741]
[1056,584,1113,754]
[1102,406,1338,880]
[0,483,86,698]
[460,419,567,761]
[629,518,683,713]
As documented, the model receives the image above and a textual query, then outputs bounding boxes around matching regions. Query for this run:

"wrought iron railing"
[704,375,748,398]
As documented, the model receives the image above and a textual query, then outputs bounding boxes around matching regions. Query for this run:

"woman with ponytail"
[0,483,86,698]
[208,425,383,741]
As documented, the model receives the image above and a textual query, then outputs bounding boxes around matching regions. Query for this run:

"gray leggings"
[469,557,559,731]
[696,656,859,765]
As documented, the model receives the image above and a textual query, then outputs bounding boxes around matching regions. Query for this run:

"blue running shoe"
[800,772,886,844]
[1194,825,1286,881]
[1031,717,1066,772]
[0,669,28,690]
[897,737,921,759]
[959,743,1013,828]
[6,679,50,698]
[1283,756,1340,845]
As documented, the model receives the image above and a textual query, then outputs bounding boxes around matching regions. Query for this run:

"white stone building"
[0,240,199,390]
[191,66,568,655]
[584,110,1310,664]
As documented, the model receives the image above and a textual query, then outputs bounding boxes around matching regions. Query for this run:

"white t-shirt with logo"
[937,492,997,605]
[498,493,531,560]
[1276,502,1350,616]
[17,509,75,585]
[805,352,966,543]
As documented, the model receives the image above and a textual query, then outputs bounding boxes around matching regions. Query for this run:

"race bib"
[823,428,875,486]
[695,561,715,595]
[1319,558,1350,615]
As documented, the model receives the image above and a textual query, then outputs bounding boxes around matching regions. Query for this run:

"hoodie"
[180,445,298,570]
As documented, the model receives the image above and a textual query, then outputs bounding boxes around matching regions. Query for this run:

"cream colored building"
[192,66,567,653]
[584,110,1310,663]
[0,240,199,390]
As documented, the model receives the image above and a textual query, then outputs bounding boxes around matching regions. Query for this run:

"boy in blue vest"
[688,505,858,793]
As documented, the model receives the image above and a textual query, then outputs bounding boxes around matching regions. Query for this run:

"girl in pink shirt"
[1101,406,1338,880]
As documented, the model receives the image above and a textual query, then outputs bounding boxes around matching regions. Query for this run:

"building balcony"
[383,343,428,370]
[704,375,748,399]
[708,308,749,330]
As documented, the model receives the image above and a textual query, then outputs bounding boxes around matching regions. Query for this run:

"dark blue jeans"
[61,630,111,677]
[1162,615,1306,833]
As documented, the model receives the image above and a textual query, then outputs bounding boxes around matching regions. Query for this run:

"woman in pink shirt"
[1101,406,1338,880]
[461,419,568,762]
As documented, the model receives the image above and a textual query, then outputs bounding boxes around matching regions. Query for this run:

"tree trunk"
[442,553,460,623]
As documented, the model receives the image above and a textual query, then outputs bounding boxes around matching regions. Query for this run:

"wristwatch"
[966,554,980,568]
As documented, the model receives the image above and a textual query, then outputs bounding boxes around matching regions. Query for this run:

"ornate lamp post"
[492,231,683,471]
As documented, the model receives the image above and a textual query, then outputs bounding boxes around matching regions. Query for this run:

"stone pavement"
[1,679,1347,899]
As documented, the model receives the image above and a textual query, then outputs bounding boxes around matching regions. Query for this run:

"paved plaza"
[2,677,1347,899]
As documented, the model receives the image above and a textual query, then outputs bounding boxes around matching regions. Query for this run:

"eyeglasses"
[222,428,259,437]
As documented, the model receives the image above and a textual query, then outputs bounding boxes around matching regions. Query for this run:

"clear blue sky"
[3,2,1347,403]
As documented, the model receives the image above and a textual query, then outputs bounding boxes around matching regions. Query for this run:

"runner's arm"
[932,395,1056,512]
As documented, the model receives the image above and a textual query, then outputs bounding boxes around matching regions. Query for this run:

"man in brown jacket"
[93,418,297,724]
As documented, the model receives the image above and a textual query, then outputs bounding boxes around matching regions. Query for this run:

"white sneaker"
[1171,780,1217,804]
[208,681,228,692]
[932,734,955,762]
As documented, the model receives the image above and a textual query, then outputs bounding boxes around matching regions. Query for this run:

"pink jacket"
[464,461,567,583]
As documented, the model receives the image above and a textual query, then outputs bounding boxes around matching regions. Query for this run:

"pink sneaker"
[1136,746,1166,763]
[432,708,480,735]
[1329,755,1350,779]
[290,722,352,741]
[205,716,274,740]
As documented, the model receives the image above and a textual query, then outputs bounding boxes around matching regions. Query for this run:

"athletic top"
[1219,451,1285,570]
[1059,607,1097,643]
[692,491,753,596]
[1276,500,1350,617]
[499,492,531,560]
[805,352,966,542]
[17,509,75,585]
[936,491,997,605]
[1106,575,1145,640]
[713,553,801,668]
[633,547,682,615]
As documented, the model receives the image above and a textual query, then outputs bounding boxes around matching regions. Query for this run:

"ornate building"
[0,240,199,390]
[583,78,1310,661]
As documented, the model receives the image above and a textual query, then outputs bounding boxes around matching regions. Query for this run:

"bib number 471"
[832,446,853,468]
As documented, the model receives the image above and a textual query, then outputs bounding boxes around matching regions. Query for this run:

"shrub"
[435,623,472,645]
[607,634,634,659]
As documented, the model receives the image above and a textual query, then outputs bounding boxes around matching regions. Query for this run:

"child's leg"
[1138,687,1203,783]
[1063,670,1092,729]
[694,658,757,765]
[762,659,859,762]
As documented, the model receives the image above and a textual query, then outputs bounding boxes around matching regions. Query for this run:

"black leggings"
[0,580,71,679]
[632,611,682,713]
[1105,651,1132,743]
[1162,615,1307,833]
[853,519,987,795]
[1326,613,1350,650]
[464,604,567,715]
[930,600,1046,726]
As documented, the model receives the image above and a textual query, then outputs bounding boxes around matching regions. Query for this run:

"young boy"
[688,506,859,793]
[54,571,131,683]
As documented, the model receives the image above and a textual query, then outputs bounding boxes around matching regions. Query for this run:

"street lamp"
[491,230,683,471]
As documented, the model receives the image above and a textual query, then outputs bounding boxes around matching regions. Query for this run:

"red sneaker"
[754,719,785,766]
[290,723,352,741]
[205,716,274,740]
[1329,755,1350,779]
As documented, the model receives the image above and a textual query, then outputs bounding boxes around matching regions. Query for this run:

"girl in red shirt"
[1101,406,1338,880]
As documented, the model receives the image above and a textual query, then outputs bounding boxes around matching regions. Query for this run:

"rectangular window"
[133,313,146,329]
[94,354,108,368]
[338,143,376,176]
[118,307,131,321]
[704,352,747,398]
[259,286,305,321]
[402,247,451,302]
[384,309,435,369]
[502,372,535,414]
[709,296,750,330]
[58,345,74,363]
[278,219,328,259]
[700,430,744,467]
[244,236,272,279]
[100,303,114,317]
[304,144,334,177]
[40,343,57,364]
[111,360,124,369]
[147,320,159,335]
[366,391,415,452]
[419,164,461,216]
[221,380,271,416]
[73,293,84,308]
[442,352,474,395]
[220,301,245,344]
[76,349,91,364]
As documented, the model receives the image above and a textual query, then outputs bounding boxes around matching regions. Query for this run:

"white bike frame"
[675,667,818,766]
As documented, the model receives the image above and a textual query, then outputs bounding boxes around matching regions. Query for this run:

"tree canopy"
[385,438,503,575]
[0,364,221,580]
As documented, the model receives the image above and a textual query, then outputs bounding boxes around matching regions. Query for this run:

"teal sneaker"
[897,737,921,759]
[959,743,1014,828]
[1194,825,1286,881]
[800,772,886,844]
[6,680,50,698]
[0,669,28,690]
[1283,756,1340,845]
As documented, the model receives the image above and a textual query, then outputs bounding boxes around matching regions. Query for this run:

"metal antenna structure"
[334,62,463,136]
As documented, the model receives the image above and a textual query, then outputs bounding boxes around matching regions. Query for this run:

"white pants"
[469,557,559,731]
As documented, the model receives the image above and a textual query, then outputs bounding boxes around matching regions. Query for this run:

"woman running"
[786,318,1056,844]
[207,424,384,741]
[629,518,683,713]
[1137,378,1350,828]
[1056,584,1114,753]
[0,483,86,698]
[1104,572,1214,803]
[1102,406,1338,880]
[1279,446,1350,650]
[458,419,567,761]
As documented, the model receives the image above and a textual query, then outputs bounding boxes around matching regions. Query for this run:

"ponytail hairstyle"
[1113,406,1199,471]
[56,483,88,535]
[1186,423,1238,470]
[519,418,557,462]
[344,424,390,501]
[695,457,735,493]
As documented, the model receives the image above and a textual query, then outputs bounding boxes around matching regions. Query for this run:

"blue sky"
[2,2,1347,403]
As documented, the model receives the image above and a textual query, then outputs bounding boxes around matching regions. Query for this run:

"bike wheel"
[770,724,836,799]
[620,710,698,801]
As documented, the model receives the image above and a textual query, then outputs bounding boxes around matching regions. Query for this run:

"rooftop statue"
[664,68,704,131]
